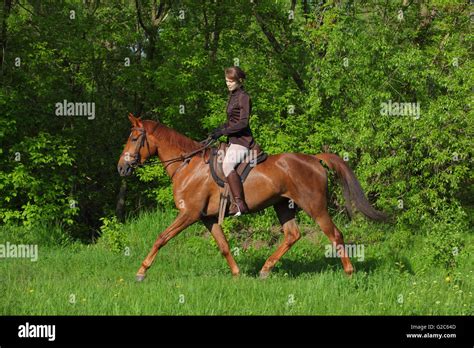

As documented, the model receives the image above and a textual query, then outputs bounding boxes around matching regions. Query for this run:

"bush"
[97,216,128,254]
[135,158,175,210]
[420,207,466,271]
[298,2,473,228]
[0,132,78,228]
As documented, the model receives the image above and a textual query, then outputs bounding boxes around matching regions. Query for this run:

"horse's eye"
[132,138,138,142]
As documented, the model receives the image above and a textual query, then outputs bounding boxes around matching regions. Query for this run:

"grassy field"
[0,210,472,315]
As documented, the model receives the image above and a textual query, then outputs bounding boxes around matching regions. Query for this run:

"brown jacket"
[221,86,254,148]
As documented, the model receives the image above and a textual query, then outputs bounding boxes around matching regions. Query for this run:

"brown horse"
[117,113,386,281]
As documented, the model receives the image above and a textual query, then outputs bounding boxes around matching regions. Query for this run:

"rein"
[159,136,216,165]
[128,126,216,174]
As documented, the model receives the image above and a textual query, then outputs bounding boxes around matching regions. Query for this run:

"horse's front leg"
[202,216,240,276]
[136,212,197,281]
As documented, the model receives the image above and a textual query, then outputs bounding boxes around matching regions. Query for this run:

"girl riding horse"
[210,66,254,216]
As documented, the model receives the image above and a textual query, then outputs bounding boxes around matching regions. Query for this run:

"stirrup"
[229,202,242,217]
[233,206,242,217]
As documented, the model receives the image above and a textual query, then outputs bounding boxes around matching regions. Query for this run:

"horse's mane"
[144,120,201,152]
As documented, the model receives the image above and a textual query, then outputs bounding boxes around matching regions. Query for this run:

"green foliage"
[135,158,175,210]
[420,208,467,271]
[97,216,128,254]
[0,0,471,244]
[0,132,77,228]
[297,1,473,229]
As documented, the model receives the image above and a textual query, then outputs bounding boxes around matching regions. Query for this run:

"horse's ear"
[128,113,143,127]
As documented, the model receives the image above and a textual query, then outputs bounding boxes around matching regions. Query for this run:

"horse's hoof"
[345,266,355,277]
[259,271,270,279]
[136,274,146,282]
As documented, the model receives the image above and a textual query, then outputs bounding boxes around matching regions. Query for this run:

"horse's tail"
[315,153,387,221]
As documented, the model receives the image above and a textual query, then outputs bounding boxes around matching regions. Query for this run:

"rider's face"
[225,77,240,91]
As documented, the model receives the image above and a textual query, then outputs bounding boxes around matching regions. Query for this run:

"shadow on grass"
[240,254,384,278]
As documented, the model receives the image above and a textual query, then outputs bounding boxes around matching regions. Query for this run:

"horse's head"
[117,113,155,176]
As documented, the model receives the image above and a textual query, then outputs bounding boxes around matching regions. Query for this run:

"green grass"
[0,210,472,315]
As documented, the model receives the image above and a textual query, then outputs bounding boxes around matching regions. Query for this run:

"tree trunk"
[115,179,127,222]
[0,0,13,72]
[209,1,221,63]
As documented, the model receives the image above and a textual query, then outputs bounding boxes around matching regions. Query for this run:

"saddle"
[206,142,268,224]
[208,142,268,187]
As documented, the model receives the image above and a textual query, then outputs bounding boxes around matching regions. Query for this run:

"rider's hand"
[210,126,224,140]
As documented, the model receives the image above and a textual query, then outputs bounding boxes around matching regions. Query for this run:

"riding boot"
[226,170,249,216]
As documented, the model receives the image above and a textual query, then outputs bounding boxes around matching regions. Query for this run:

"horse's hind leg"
[202,216,240,276]
[288,169,354,276]
[259,199,300,279]
[311,209,354,276]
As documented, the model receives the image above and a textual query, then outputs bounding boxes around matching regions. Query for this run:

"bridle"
[122,126,152,169]
[122,125,216,174]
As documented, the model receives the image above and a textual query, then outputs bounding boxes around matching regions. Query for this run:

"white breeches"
[222,143,250,177]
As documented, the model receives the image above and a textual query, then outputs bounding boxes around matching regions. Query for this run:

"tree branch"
[253,8,305,92]
[135,0,152,38]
